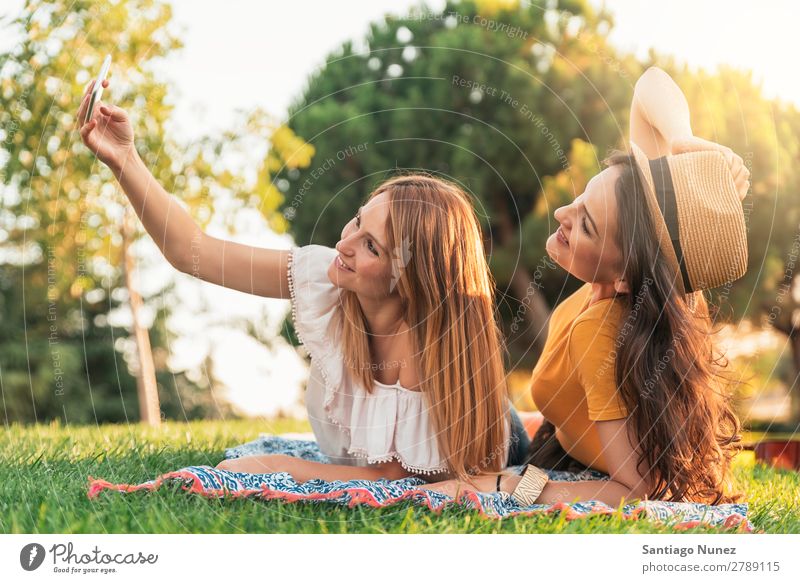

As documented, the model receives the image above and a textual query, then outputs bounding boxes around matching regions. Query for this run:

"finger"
[77,90,90,126]
[737,181,750,201]
[734,175,750,200]
[80,118,95,135]
[80,119,96,145]
[731,157,747,184]
[736,170,749,187]
[727,156,742,178]
[77,80,96,126]
[99,103,126,121]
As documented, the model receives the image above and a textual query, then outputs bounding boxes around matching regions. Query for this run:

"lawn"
[2,419,798,534]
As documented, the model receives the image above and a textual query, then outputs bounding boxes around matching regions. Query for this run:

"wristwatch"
[510,464,549,505]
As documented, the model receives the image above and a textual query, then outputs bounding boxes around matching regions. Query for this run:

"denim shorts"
[506,403,532,467]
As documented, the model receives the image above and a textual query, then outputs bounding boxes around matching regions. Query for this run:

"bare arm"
[78,80,291,300]
[515,417,654,506]
[112,147,291,299]
[421,416,655,506]
[630,67,751,198]
[216,454,412,482]
[630,66,693,159]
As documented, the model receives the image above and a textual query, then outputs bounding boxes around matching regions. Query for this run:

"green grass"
[1,419,798,534]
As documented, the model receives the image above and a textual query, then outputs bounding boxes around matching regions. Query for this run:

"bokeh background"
[1,0,799,437]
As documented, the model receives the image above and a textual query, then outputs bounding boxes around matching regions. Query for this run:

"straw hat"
[629,142,749,295]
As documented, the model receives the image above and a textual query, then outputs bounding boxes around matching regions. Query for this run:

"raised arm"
[112,147,291,298]
[78,79,291,299]
[629,66,693,159]
[630,67,751,198]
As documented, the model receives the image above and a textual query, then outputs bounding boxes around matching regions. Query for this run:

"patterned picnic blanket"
[87,435,755,532]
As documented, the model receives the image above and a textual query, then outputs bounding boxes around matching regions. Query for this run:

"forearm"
[288,458,411,483]
[501,474,644,507]
[111,147,201,271]
[632,66,693,146]
[219,454,411,482]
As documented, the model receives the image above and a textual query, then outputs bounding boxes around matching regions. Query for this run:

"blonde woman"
[423,67,751,505]
[77,84,529,482]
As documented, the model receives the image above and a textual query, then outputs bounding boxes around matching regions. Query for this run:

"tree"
[275,0,800,429]
[665,63,800,426]
[277,0,640,365]
[0,0,313,423]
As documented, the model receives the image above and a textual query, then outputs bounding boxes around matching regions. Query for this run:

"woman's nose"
[553,204,570,225]
[336,235,354,256]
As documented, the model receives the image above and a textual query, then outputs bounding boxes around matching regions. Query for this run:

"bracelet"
[510,464,549,506]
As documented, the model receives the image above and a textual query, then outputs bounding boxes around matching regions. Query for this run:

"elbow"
[637,66,668,86]
[625,484,649,502]
[633,66,668,101]
[373,462,411,482]
[621,475,655,502]
[165,231,204,275]
[165,249,189,274]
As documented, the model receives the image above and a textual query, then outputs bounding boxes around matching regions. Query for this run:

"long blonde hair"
[338,173,510,480]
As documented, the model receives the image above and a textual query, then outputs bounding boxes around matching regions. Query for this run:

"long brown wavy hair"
[337,173,510,480]
[604,151,744,504]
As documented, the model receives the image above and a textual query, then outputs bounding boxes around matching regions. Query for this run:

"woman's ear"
[614,277,630,295]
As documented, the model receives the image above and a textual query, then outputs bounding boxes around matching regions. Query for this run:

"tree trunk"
[122,209,161,427]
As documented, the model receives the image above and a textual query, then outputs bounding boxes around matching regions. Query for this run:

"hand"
[418,474,506,497]
[77,78,135,172]
[418,479,470,497]
[670,136,751,201]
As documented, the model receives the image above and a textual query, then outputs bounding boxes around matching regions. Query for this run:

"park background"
[1,0,799,533]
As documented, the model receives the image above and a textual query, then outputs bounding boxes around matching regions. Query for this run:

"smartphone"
[84,55,112,125]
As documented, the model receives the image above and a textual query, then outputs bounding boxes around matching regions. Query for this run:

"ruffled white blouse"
[287,243,449,475]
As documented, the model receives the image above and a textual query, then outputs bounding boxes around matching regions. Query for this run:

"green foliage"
[275,0,643,363]
[277,0,800,375]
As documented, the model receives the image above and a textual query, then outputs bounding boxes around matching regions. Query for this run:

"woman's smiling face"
[329,191,396,298]
[545,165,626,285]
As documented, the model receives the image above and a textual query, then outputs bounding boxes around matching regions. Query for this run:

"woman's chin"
[545,237,565,266]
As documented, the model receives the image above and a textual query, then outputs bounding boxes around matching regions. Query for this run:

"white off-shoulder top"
[287,243,449,475]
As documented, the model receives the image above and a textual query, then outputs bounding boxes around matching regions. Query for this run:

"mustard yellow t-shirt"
[530,283,630,474]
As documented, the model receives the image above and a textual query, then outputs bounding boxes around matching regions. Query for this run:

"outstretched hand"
[76,78,135,172]
[418,473,503,497]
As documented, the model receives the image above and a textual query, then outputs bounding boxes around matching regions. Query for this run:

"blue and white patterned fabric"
[86,435,754,532]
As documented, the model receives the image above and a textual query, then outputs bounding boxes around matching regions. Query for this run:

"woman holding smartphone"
[76,79,530,483]
[423,67,751,507]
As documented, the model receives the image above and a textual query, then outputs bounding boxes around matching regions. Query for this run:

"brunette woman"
[424,66,750,506]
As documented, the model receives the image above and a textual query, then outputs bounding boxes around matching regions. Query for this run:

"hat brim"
[629,141,687,296]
